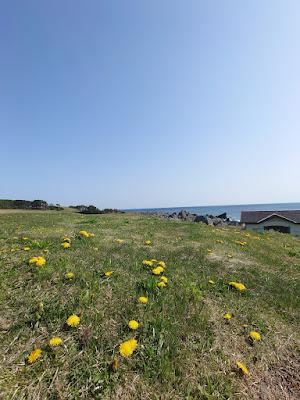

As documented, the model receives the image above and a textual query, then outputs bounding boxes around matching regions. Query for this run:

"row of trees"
[70,205,123,214]
[0,199,121,214]
[0,199,63,211]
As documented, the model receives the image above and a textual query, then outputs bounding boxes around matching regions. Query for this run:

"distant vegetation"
[70,205,124,214]
[0,200,122,214]
[0,199,63,211]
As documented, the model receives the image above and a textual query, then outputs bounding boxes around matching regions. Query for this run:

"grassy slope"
[0,211,299,400]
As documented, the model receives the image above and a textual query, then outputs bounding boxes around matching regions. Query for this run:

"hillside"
[0,210,299,399]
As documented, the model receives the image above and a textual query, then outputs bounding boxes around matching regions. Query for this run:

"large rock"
[178,210,197,221]
[227,220,240,226]
[194,215,209,224]
[194,215,225,226]
[168,212,179,219]
[216,212,227,219]
[211,217,224,226]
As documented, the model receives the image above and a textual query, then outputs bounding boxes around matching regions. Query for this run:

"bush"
[73,204,124,214]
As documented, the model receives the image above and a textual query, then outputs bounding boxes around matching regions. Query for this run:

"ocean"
[125,202,300,221]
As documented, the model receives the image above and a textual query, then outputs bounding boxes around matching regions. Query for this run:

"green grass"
[0,211,299,399]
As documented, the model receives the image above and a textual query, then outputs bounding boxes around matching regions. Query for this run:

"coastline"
[124,202,300,221]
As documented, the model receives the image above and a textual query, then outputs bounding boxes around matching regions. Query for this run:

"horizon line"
[123,201,300,211]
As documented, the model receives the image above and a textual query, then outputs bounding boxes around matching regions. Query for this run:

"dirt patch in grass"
[243,349,300,400]
[207,251,259,277]
[205,295,300,400]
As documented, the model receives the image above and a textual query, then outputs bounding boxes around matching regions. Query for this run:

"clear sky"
[1,1,299,209]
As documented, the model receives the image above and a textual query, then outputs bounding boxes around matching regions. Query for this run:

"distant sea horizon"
[124,202,300,221]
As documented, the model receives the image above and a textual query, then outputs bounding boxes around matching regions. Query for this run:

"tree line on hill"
[0,199,63,210]
[69,205,124,214]
[0,199,123,214]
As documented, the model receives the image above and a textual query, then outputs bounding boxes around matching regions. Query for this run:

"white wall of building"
[245,216,300,235]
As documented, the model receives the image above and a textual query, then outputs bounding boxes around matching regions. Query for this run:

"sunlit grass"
[0,210,299,399]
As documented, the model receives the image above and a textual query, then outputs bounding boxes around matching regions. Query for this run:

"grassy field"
[0,210,299,400]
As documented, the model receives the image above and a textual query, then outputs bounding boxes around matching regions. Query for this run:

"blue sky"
[1,1,299,208]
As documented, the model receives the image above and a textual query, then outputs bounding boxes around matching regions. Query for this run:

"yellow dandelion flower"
[65,272,75,279]
[23,247,30,251]
[128,320,139,330]
[49,337,63,346]
[63,237,71,243]
[35,257,46,267]
[235,240,247,246]
[235,283,246,291]
[160,276,168,283]
[66,314,80,327]
[150,259,157,262]
[62,242,71,249]
[89,233,95,237]
[236,361,250,376]
[104,271,113,277]
[157,281,166,288]
[224,313,233,320]
[158,261,166,268]
[142,260,154,267]
[79,230,90,238]
[249,331,261,341]
[229,281,246,291]
[29,256,46,267]
[152,266,164,275]
[144,240,152,245]
[119,338,138,357]
[27,348,42,364]
[138,296,148,304]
